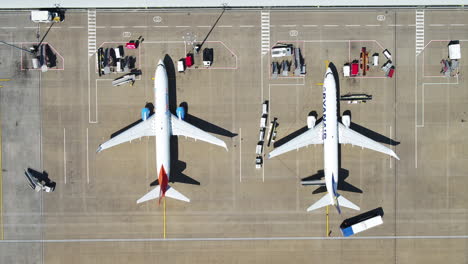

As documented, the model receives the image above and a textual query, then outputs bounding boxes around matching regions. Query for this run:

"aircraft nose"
[158,59,164,66]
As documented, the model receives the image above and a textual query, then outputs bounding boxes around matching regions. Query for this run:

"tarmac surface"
[0,8,467,264]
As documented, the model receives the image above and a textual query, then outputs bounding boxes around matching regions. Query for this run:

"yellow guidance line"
[163,197,166,239]
[315,83,324,86]
[326,205,329,237]
[324,60,330,69]
[0,79,10,82]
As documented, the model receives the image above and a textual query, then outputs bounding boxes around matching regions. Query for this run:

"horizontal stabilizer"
[306,194,332,212]
[337,194,360,210]
[301,179,326,186]
[137,185,190,204]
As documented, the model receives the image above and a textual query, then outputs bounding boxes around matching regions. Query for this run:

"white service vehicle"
[262,101,269,115]
[271,45,293,58]
[372,53,379,66]
[31,10,61,23]
[448,40,461,60]
[255,155,263,169]
[260,114,267,128]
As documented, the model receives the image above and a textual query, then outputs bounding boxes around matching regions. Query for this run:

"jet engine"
[141,107,150,121]
[176,106,186,120]
[307,114,316,129]
[342,115,351,128]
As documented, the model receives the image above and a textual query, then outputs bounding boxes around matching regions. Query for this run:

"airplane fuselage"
[322,69,339,206]
[154,62,171,182]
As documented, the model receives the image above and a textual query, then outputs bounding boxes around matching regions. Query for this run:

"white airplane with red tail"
[97,60,227,204]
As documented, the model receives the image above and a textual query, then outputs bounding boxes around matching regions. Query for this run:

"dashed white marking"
[1,27,16,29]
[408,24,416,27]
[153,25,168,28]
[345,24,360,27]
[197,25,211,28]
[219,25,233,28]
[365,24,380,27]
[111,26,126,28]
[239,128,242,183]
[86,127,89,184]
[388,24,404,27]
[23,26,37,29]
[429,24,445,27]
[302,25,318,27]
[281,25,296,27]
[450,24,465,26]
[133,26,148,28]
[175,25,190,28]
[63,128,67,184]
[240,25,254,27]
[324,24,339,27]
[96,26,106,29]
[69,26,84,29]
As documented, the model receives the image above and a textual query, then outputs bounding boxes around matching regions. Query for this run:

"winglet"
[96,146,103,153]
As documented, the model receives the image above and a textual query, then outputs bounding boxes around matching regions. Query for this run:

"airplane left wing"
[97,115,155,153]
[268,121,324,159]
[338,123,399,160]
[170,114,228,150]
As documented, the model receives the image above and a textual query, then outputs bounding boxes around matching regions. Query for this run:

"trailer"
[112,74,136,86]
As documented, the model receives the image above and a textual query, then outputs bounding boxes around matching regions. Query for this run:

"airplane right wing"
[338,123,399,160]
[97,115,155,153]
[268,121,324,159]
[170,114,228,150]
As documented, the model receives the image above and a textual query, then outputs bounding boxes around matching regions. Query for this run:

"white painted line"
[239,128,242,183]
[197,25,211,28]
[63,128,67,184]
[280,25,296,27]
[175,26,190,28]
[323,25,339,27]
[86,127,89,184]
[345,25,360,27]
[69,26,84,29]
[240,25,254,28]
[365,24,380,27]
[96,26,106,29]
[2,235,468,243]
[23,26,37,29]
[408,24,416,27]
[389,126,393,169]
[218,25,233,28]
[1,27,16,29]
[132,26,148,28]
[429,24,445,27]
[153,26,168,28]
[110,26,126,28]
[450,24,465,26]
[302,25,318,27]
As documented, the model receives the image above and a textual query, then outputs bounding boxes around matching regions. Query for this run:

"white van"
[372,53,379,66]
[31,11,51,23]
